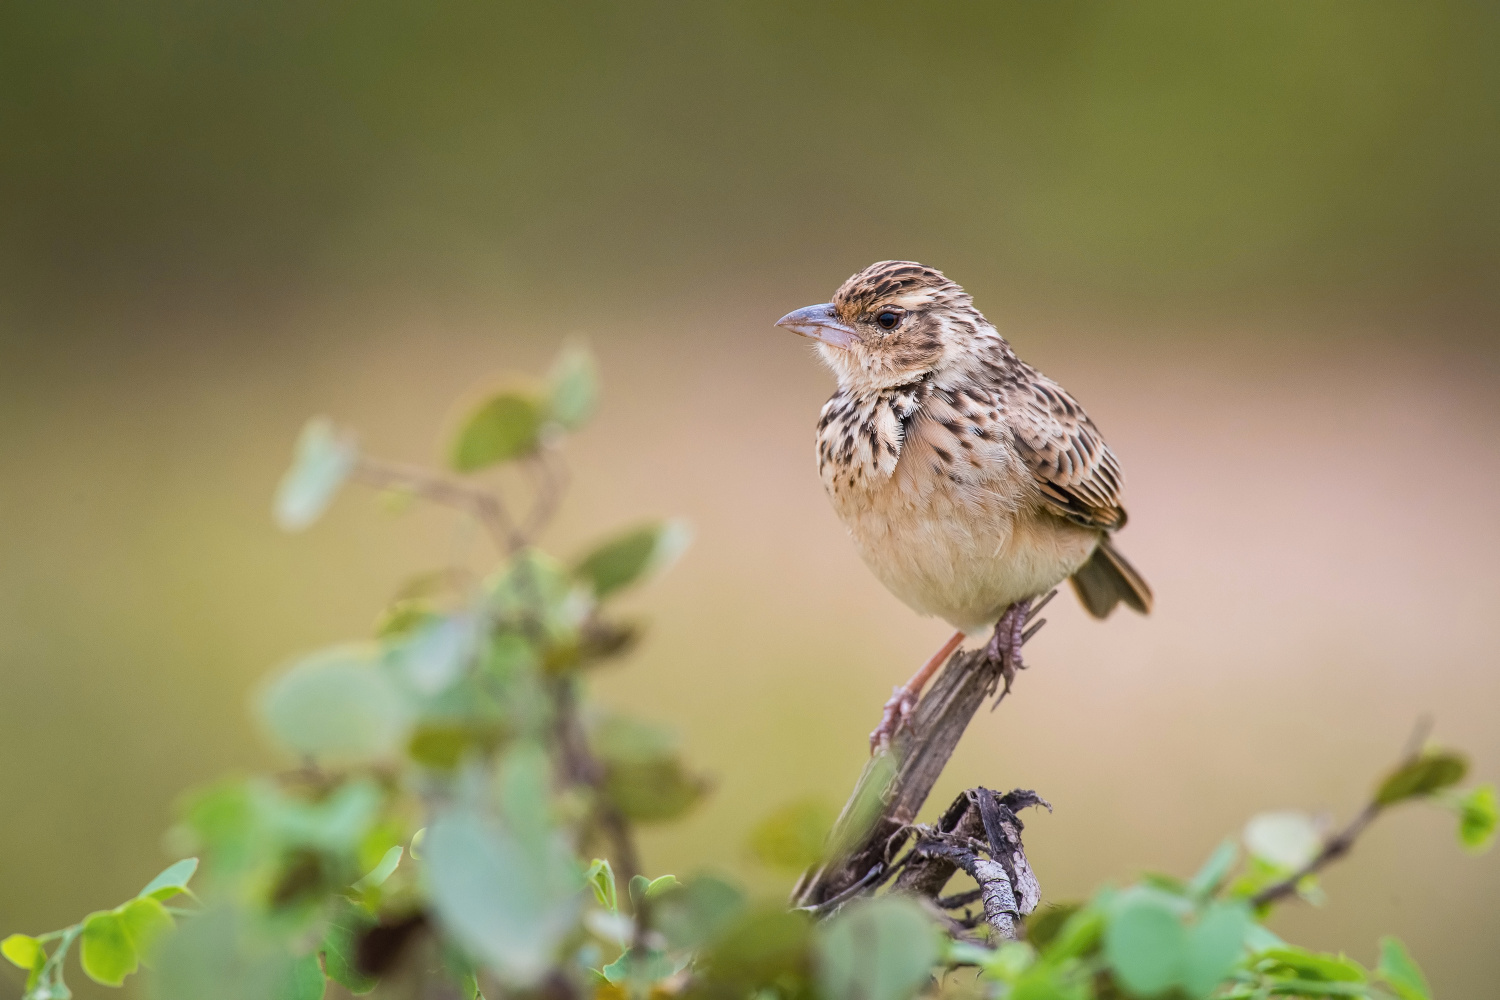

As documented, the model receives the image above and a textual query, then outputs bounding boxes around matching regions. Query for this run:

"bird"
[775,261,1151,752]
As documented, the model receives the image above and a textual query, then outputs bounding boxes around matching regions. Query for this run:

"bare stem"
[1249,801,1381,908]
[354,457,525,553]
[1250,719,1437,909]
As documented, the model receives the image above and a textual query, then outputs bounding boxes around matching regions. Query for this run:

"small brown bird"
[776,261,1151,751]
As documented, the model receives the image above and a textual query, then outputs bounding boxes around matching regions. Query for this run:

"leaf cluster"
[3,349,1493,1000]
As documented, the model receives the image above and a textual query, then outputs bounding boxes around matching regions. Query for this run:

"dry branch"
[791,607,1050,917]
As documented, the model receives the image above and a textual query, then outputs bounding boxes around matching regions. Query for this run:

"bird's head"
[776,261,995,393]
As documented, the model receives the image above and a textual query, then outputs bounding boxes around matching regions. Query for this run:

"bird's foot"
[985,598,1033,696]
[869,684,918,753]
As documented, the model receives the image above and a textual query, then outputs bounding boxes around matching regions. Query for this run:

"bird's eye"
[876,311,901,330]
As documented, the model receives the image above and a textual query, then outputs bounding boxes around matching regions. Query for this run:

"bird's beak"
[775,303,859,349]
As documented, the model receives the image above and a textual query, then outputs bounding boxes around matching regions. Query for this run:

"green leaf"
[548,343,598,430]
[322,901,378,995]
[1256,947,1366,982]
[80,898,173,986]
[1025,904,1080,952]
[408,723,493,770]
[1,934,41,970]
[699,908,813,992]
[138,858,199,902]
[274,417,357,531]
[572,520,691,598]
[1456,784,1497,851]
[387,613,480,695]
[285,952,327,1000]
[449,389,546,471]
[593,716,708,823]
[817,896,939,1000]
[748,799,836,872]
[1243,811,1322,869]
[1186,839,1238,899]
[274,779,385,855]
[604,757,707,823]
[353,845,403,891]
[152,903,312,1000]
[645,874,681,899]
[586,858,618,912]
[1375,750,1469,805]
[259,644,412,762]
[1011,961,1092,1000]
[628,874,651,910]
[424,806,584,986]
[1181,902,1251,998]
[1046,906,1106,962]
[601,947,681,986]
[654,875,747,951]
[1103,889,1187,996]
[972,941,1035,984]
[1377,937,1431,1000]
[83,911,133,984]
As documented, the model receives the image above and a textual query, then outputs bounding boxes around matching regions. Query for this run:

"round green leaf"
[259,644,412,761]
[1243,811,1321,870]
[1181,902,1251,998]
[323,901,378,995]
[1375,750,1469,805]
[817,895,939,1000]
[548,343,598,430]
[79,900,170,988]
[274,418,357,531]
[283,951,327,1000]
[450,390,546,471]
[654,875,747,952]
[81,911,134,986]
[1457,784,1497,852]
[1,934,41,970]
[119,897,174,967]
[1103,891,1187,996]
[424,807,584,986]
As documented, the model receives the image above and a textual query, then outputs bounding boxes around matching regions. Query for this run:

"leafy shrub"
[3,348,1493,1000]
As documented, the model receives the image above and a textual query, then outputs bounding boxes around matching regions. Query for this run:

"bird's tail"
[1070,537,1153,618]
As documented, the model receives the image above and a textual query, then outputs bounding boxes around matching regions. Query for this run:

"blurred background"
[2,2,1498,996]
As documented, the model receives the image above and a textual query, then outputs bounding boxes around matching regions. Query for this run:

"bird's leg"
[984,598,1034,697]
[869,630,966,754]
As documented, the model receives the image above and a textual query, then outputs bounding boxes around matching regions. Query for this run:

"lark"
[776,261,1152,751]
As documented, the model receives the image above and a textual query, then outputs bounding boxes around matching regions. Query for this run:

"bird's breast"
[816,392,1097,632]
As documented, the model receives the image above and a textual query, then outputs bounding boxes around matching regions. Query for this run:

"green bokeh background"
[2,3,1497,996]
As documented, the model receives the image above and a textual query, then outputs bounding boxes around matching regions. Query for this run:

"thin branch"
[936,888,983,910]
[354,457,524,553]
[1249,800,1381,908]
[520,449,570,541]
[1250,719,1434,909]
[794,863,887,916]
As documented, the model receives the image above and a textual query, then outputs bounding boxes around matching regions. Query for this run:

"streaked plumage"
[776,261,1151,747]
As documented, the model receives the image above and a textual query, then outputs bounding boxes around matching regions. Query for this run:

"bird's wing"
[1007,370,1127,531]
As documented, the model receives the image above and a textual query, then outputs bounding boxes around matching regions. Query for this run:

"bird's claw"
[869,684,917,754]
[986,598,1032,697]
